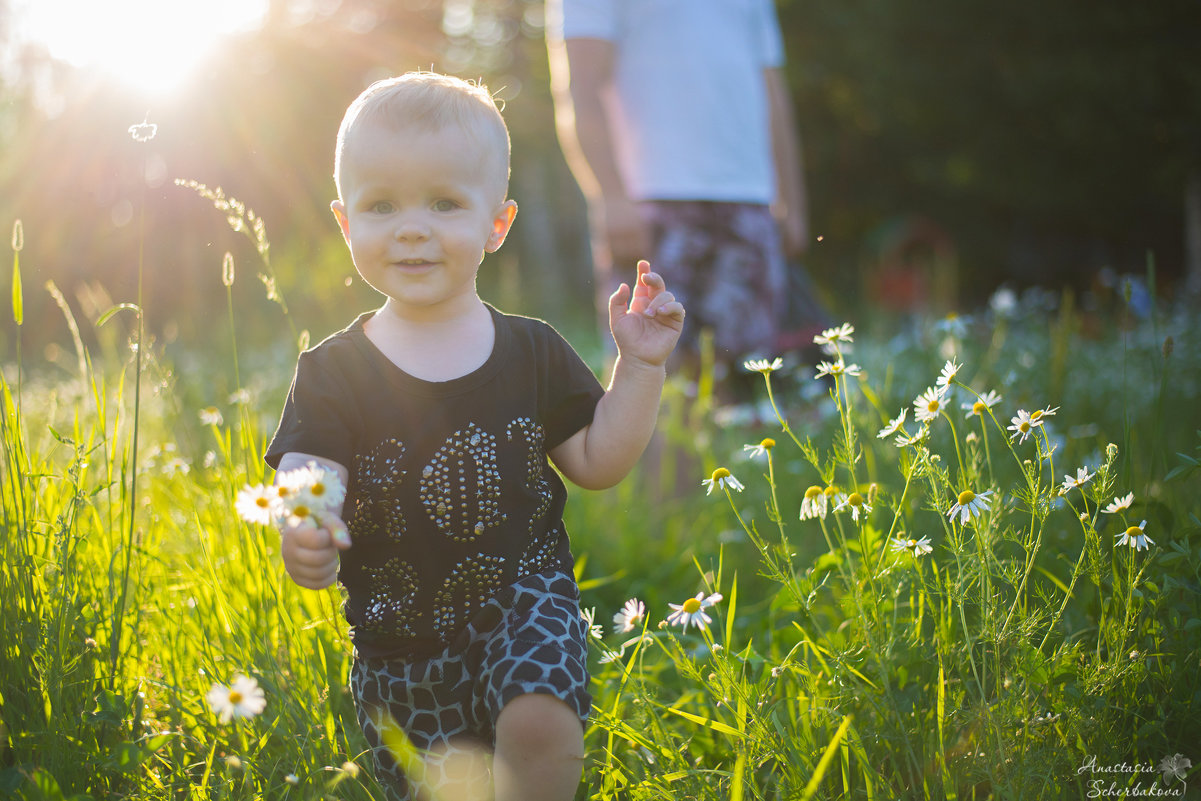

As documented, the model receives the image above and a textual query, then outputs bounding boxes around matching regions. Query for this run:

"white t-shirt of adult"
[553,0,785,204]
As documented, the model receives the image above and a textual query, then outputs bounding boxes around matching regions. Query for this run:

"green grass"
[3,196,1200,800]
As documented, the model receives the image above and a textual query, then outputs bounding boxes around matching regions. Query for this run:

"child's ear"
[331,200,351,244]
[485,200,518,253]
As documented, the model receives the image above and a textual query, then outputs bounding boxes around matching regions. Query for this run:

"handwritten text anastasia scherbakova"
[1078,756,1187,798]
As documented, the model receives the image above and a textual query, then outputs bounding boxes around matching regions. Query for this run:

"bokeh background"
[2,0,1199,361]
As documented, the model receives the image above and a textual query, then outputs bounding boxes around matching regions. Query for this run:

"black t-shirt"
[265,305,605,659]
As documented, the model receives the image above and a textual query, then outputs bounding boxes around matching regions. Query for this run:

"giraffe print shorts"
[350,569,591,801]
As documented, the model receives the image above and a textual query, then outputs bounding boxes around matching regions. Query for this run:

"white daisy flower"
[228,388,251,405]
[962,390,1002,418]
[580,607,604,640]
[877,409,907,439]
[1059,467,1095,495]
[813,323,855,346]
[947,489,994,524]
[889,535,933,557]
[1102,492,1135,514]
[913,386,950,423]
[815,360,863,379]
[235,483,279,526]
[743,438,775,459]
[936,359,963,388]
[612,598,647,634]
[744,357,783,374]
[1008,409,1038,443]
[207,674,267,723]
[798,485,829,521]
[833,491,872,522]
[666,592,723,632]
[702,468,745,496]
[199,406,224,426]
[276,464,346,515]
[1030,405,1059,424]
[1115,520,1154,551]
[895,427,929,448]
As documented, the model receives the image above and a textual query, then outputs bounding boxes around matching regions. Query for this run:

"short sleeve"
[537,324,606,449]
[755,0,786,68]
[264,351,357,471]
[553,0,617,41]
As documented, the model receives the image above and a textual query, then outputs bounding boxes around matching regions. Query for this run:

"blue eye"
[369,201,394,214]
[432,199,459,212]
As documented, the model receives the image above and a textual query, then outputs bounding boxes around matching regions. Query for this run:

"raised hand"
[607,260,685,369]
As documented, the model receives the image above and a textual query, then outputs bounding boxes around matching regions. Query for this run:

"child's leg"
[493,693,585,801]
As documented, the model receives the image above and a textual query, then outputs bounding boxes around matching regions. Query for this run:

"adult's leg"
[492,693,585,801]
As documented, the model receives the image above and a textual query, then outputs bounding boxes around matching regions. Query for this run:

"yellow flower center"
[848,492,865,507]
[823,486,838,498]
[760,438,775,450]
[682,598,702,614]
[804,485,823,500]
[1125,526,1142,537]
[292,504,311,518]
[255,497,270,509]
[711,468,731,481]
[311,482,326,496]
[957,490,976,505]
[1018,421,1031,433]
[927,400,940,413]
[1031,410,1044,421]
[229,690,243,705]
[276,486,290,498]
[972,401,987,414]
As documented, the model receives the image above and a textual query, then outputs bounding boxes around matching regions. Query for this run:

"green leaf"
[11,251,22,326]
[96,303,140,327]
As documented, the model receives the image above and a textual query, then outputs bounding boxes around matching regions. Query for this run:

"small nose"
[393,212,429,241]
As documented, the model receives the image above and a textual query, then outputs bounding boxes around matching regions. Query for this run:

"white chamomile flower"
[889,535,933,557]
[276,463,346,514]
[877,409,907,439]
[1059,467,1095,495]
[813,323,855,346]
[1008,409,1038,443]
[199,406,224,426]
[799,485,829,521]
[666,592,723,632]
[235,483,279,526]
[580,607,604,640]
[815,360,863,379]
[613,598,647,634]
[895,427,929,448]
[947,489,994,524]
[1115,520,1154,551]
[744,357,783,374]
[913,386,950,423]
[833,491,872,522]
[702,468,745,496]
[962,390,1002,418]
[1030,405,1059,424]
[936,359,963,388]
[743,438,775,459]
[1102,492,1135,514]
[207,674,267,723]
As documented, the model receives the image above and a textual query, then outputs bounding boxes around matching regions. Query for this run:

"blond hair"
[333,72,511,200]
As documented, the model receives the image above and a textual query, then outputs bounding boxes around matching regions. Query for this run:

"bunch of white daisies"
[235,463,346,527]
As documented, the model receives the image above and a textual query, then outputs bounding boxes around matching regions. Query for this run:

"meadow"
[2,184,1200,801]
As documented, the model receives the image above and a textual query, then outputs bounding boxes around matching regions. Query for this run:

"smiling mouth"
[394,259,436,269]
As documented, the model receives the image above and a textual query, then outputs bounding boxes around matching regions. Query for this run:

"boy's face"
[332,120,516,317]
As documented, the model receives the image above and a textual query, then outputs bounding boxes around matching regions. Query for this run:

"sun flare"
[12,0,269,98]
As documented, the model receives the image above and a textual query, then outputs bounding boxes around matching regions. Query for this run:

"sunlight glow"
[12,0,270,98]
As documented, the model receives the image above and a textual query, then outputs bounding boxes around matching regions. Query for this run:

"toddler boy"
[265,72,683,801]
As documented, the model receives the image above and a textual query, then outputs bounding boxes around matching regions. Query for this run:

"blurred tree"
[782,0,1201,306]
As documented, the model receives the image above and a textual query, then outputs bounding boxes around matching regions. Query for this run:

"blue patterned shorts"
[350,569,590,800]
